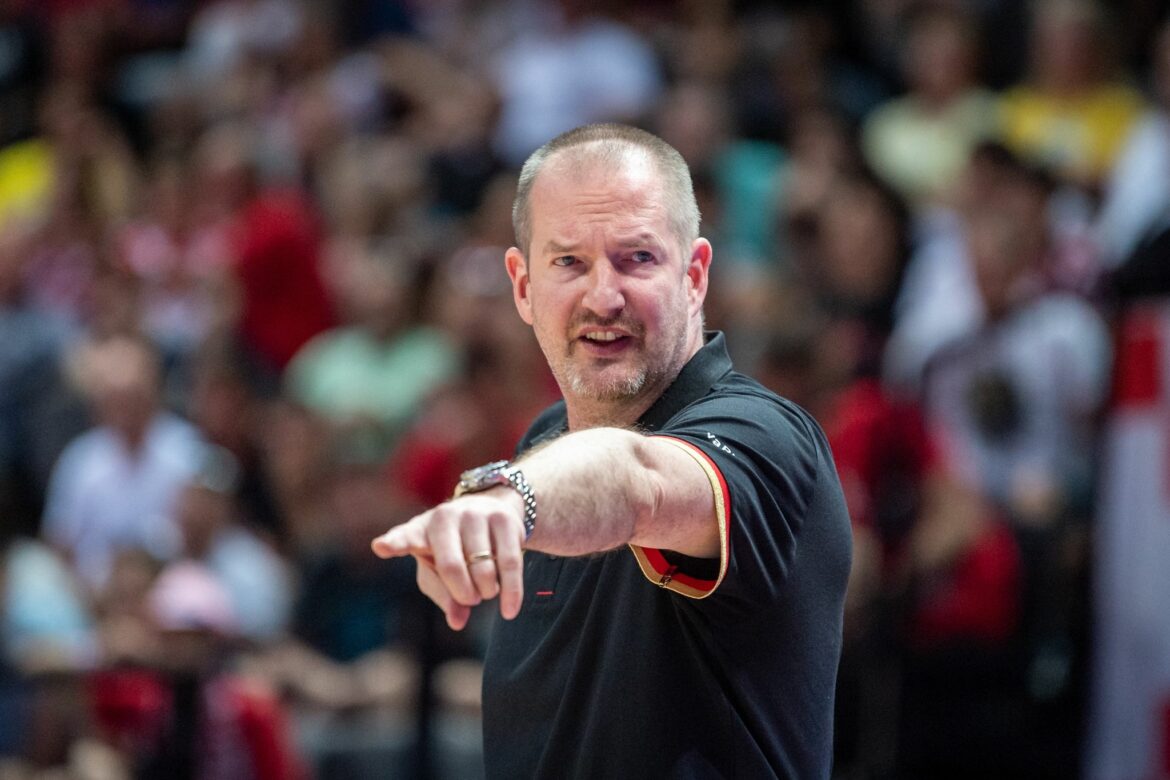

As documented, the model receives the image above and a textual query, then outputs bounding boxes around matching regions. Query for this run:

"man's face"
[505,152,710,422]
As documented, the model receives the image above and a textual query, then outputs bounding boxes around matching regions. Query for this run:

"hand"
[371,490,527,630]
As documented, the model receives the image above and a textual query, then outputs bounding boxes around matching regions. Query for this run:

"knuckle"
[436,558,466,578]
[460,507,488,531]
[427,509,452,532]
[496,555,523,574]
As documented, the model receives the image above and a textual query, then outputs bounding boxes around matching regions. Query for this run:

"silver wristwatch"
[454,460,537,540]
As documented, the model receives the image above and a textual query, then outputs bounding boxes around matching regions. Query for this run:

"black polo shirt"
[482,332,852,779]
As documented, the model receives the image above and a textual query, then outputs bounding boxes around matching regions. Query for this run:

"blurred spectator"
[117,153,233,377]
[183,0,304,92]
[186,337,284,540]
[91,560,304,779]
[489,2,663,165]
[886,142,1099,392]
[655,80,787,269]
[285,240,458,451]
[42,336,205,591]
[174,446,293,643]
[801,167,911,351]
[269,443,427,778]
[292,444,422,665]
[924,209,1110,525]
[258,399,333,555]
[193,123,335,388]
[998,0,1145,188]
[0,219,86,535]
[17,83,137,332]
[2,531,94,676]
[862,5,998,208]
[315,133,430,248]
[93,547,163,667]
[0,61,136,238]
[778,104,863,250]
[0,527,104,778]
[732,6,887,141]
[369,39,502,219]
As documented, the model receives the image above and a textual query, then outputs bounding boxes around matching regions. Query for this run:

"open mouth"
[577,330,633,355]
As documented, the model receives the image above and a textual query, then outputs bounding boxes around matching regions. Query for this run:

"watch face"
[458,460,510,494]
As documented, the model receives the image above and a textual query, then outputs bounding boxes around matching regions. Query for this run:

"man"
[372,124,852,778]
[43,336,205,590]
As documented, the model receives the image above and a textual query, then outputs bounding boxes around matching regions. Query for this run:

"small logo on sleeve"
[706,432,733,455]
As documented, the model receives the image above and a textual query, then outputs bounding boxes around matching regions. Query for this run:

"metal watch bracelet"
[503,466,537,541]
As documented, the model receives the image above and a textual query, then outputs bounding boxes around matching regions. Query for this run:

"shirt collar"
[636,331,733,432]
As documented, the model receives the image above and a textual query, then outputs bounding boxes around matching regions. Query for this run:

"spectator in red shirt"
[194,123,335,387]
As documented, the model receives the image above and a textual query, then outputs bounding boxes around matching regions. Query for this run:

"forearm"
[503,427,720,559]
[512,427,663,557]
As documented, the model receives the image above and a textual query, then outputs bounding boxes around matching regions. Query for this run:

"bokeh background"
[2,0,1170,778]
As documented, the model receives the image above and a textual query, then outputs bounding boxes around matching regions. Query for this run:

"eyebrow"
[615,234,663,248]
[542,234,663,254]
[543,240,578,255]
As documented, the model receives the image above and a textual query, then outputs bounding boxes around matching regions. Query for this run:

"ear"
[505,246,534,325]
[685,238,712,316]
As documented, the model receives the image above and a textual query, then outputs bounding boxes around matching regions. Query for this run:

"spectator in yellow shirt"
[998,0,1145,187]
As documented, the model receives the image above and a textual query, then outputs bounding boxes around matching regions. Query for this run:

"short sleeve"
[628,389,827,605]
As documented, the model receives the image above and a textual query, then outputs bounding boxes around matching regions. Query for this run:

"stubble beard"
[564,358,650,402]
[541,307,691,407]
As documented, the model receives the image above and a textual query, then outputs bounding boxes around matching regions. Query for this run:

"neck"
[564,326,705,432]
[566,394,657,432]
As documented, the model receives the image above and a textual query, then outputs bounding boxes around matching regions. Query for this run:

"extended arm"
[371,428,719,629]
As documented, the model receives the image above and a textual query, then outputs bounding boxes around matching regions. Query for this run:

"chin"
[566,366,650,402]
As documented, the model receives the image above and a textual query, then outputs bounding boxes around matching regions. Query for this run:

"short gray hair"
[512,123,701,256]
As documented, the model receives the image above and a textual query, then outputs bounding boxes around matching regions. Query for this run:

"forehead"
[529,150,672,243]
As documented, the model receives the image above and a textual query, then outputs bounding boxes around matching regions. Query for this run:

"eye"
[552,255,579,267]
[628,250,655,264]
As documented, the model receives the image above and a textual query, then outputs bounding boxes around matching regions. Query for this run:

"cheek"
[526,287,569,337]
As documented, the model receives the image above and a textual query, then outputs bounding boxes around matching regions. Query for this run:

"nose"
[580,260,626,318]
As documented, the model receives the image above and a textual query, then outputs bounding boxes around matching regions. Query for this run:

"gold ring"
[467,550,495,563]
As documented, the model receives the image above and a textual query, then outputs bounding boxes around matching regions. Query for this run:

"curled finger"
[490,513,526,620]
[463,530,500,603]
[416,557,472,631]
[428,510,480,607]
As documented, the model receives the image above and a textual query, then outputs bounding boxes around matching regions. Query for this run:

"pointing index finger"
[371,516,431,559]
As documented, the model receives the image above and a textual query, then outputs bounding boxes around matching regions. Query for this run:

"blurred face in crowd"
[1032,1,1104,92]
[905,12,978,104]
[817,179,903,308]
[506,146,711,427]
[339,250,408,338]
[967,212,1032,320]
[88,338,162,447]
[177,483,231,558]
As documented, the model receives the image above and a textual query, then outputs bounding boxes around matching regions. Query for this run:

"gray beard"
[565,364,649,402]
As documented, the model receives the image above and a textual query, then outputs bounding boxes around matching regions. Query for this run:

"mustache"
[569,313,644,337]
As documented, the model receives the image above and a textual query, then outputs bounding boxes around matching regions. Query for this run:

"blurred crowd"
[1,0,1169,778]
